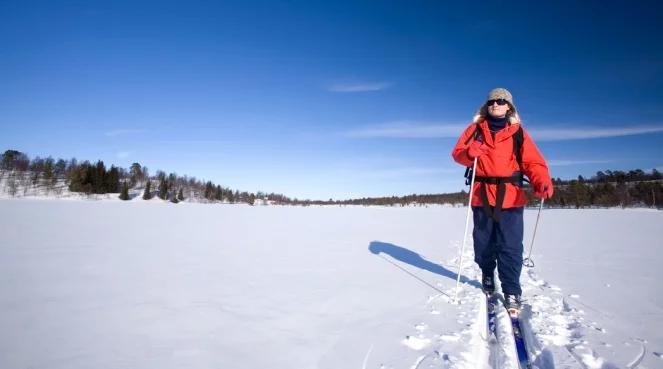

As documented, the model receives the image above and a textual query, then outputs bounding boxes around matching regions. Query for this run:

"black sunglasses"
[486,99,508,106]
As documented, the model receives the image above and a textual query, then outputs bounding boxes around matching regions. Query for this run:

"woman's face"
[487,100,511,118]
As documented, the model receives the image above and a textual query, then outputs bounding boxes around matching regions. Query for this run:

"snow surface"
[0,199,661,369]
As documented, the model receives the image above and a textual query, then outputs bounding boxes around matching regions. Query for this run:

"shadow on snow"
[369,241,481,292]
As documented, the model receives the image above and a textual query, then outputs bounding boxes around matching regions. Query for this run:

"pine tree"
[204,181,214,200]
[143,180,152,200]
[177,188,184,201]
[168,173,177,190]
[43,157,54,183]
[69,164,91,193]
[93,160,106,193]
[129,163,142,186]
[215,185,222,201]
[158,177,168,200]
[106,165,120,193]
[119,181,130,200]
[54,159,66,180]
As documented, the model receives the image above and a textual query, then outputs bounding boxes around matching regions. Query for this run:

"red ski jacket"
[452,119,551,208]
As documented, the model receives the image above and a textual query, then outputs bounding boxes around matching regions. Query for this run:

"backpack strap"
[512,126,529,184]
[512,126,523,171]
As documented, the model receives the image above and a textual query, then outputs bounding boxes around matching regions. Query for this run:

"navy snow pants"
[472,206,524,296]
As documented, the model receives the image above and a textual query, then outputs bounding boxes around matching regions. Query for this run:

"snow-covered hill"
[0,199,661,369]
[0,170,140,201]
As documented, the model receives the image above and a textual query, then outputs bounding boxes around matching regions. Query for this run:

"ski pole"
[453,157,477,302]
[523,197,544,268]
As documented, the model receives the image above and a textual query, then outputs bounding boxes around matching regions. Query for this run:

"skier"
[451,88,553,314]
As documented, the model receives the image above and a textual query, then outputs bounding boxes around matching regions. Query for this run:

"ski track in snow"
[396,243,648,369]
[625,340,646,369]
[362,344,374,369]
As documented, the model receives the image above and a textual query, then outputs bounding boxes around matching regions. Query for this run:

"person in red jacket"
[451,88,553,314]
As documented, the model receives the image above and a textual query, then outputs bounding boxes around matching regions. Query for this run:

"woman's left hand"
[533,181,554,199]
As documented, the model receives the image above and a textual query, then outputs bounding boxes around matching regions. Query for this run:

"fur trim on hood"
[473,111,521,125]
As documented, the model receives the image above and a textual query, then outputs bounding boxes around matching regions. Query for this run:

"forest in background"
[2,149,661,208]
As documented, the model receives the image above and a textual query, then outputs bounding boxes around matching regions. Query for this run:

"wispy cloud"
[548,159,614,166]
[529,125,663,141]
[105,129,146,137]
[345,121,466,138]
[159,140,230,145]
[116,151,131,159]
[345,122,663,141]
[327,81,392,93]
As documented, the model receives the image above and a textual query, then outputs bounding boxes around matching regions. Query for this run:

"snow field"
[0,199,662,369]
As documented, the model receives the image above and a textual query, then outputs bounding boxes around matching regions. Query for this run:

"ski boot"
[504,294,522,317]
[482,272,495,295]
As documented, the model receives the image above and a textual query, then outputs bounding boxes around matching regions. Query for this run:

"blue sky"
[1,0,662,200]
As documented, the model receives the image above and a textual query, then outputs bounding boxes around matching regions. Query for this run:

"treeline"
[547,170,662,209]
[0,149,289,205]
[556,169,662,184]
[2,149,661,208]
[292,169,663,209]
[291,192,470,207]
